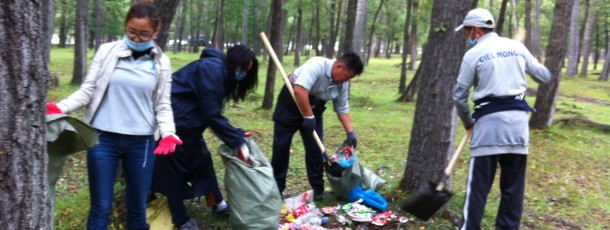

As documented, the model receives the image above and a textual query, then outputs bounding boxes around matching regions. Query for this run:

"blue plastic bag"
[347,186,388,211]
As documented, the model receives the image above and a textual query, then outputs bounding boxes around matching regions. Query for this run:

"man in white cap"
[453,8,552,230]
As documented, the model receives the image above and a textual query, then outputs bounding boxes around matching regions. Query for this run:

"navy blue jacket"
[171,48,244,148]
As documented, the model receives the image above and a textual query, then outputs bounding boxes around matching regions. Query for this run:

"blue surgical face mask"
[468,37,478,47]
[124,36,154,52]
[234,70,247,81]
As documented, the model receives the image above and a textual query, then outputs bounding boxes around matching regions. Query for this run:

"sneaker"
[212,200,231,216]
[178,219,199,230]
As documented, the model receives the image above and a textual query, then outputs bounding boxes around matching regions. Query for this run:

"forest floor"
[49,48,610,229]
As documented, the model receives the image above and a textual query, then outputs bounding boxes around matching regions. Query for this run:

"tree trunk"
[399,0,471,192]
[58,0,68,48]
[365,0,385,65]
[496,0,509,36]
[261,0,286,109]
[41,0,54,65]
[525,0,533,48]
[187,0,195,53]
[241,0,249,45]
[510,0,518,37]
[72,0,88,85]
[212,0,224,49]
[600,43,610,81]
[93,0,102,51]
[306,4,316,57]
[530,0,574,129]
[326,0,342,58]
[530,0,543,59]
[153,0,180,51]
[384,39,392,58]
[284,20,295,55]
[294,0,303,67]
[342,0,357,54]
[398,62,421,102]
[399,0,412,93]
[580,0,597,76]
[592,12,602,71]
[252,0,268,56]
[566,0,581,77]
[353,0,367,57]
[173,1,187,53]
[0,0,52,228]
[314,0,321,57]
[408,0,419,70]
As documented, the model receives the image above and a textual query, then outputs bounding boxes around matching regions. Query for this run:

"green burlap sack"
[46,114,98,229]
[218,136,281,230]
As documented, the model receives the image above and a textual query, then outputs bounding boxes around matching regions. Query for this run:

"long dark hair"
[225,45,258,103]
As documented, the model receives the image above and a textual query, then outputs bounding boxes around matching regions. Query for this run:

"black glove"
[302,115,316,131]
[346,131,358,149]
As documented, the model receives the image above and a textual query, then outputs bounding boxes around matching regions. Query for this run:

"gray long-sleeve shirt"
[452,32,551,157]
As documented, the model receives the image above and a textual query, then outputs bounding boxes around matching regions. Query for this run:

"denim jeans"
[87,130,155,230]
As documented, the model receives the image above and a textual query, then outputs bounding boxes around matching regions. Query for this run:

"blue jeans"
[87,130,155,230]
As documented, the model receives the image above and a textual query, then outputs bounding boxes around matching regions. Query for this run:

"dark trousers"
[167,197,190,226]
[460,154,527,230]
[271,116,325,195]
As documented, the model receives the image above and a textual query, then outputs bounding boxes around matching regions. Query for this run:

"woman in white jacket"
[46,1,181,229]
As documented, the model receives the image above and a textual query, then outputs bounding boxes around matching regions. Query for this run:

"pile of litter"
[278,190,409,230]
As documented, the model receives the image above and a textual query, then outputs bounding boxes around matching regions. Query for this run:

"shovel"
[401,129,472,221]
[259,32,330,165]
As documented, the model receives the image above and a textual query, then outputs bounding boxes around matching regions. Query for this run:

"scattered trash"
[325,146,354,177]
[343,200,375,223]
[320,205,341,215]
[280,190,410,229]
[371,211,394,226]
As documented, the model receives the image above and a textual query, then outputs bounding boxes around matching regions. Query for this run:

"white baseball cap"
[455,8,495,31]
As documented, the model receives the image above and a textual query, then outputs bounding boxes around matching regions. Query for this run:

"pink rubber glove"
[154,133,182,155]
[46,102,63,115]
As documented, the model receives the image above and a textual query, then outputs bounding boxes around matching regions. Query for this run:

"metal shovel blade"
[400,181,453,221]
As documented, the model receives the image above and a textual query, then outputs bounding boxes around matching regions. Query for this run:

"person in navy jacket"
[151,45,258,230]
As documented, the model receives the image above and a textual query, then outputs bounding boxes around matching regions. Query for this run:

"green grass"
[50,47,610,229]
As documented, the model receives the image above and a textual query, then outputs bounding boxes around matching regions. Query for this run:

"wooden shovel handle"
[445,129,472,176]
[435,129,472,191]
[259,32,326,154]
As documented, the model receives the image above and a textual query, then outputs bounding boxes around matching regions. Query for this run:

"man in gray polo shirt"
[453,8,551,229]
[271,52,364,201]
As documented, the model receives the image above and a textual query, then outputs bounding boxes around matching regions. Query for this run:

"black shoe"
[178,219,199,230]
[314,192,324,201]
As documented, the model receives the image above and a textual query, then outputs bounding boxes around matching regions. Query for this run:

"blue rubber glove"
[303,115,316,131]
[346,131,358,149]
